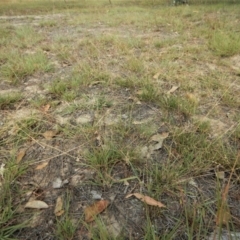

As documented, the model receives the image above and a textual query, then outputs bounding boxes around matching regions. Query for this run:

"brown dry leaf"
[167,85,179,95]
[54,196,64,217]
[126,193,166,208]
[42,130,57,140]
[35,161,49,170]
[153,71,161,79]
[150,132,169,142]
[16,148,27,163]
[150,132,169,150]
[25,200,49,209]
[185,93,198,104]
[42,104,50,113]
[84,200,110,223]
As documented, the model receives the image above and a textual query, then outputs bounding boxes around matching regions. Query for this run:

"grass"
[0,153,28,239]
[1,51,53,84]
[55,192,78,240]
[209,30,240,57]
[0,92,22,110]
[0,0,240,239]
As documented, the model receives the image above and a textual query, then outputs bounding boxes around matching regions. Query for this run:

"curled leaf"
[126,193,166,208]
[84,200,110,223]
[150,132,169,150]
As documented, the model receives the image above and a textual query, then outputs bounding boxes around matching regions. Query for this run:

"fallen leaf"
[84,200,110,223]
[215,171,225,180]
[52,177,63,189]
[0,163,5,178]
[153,71,161,79]
[35,161,49,170]
[126,193,166,208]
[25,200,49,209]
[185,92,198,104]
[94,131,103,147]
[167,85,179,95]
[150,132,169,142]
[123,180,129,186]
[128,97,141,105]
[42,130,57,140]
[42,104,50,113]
[136,90,143,96]
[54,196,64,216]
[150,132,169,150]
[16,148,27,163]
[150,142,163,151]
[188,178,198,188]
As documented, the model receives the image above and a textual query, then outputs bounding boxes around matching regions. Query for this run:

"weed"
[0,93,22,110]
[209,30,240,57]
[220,91,240,108]
[0,26,13,46]
[93,95,113,110]
[30,96,49,109]
[115,77,141,89]
[1,51,53,84]
[125,57,145,74]
[39,20,57,28]
[85,144,122,171]
[55,192,78,240]
[12,26,42,49]
[159,95,197,116]
[138,81,159,103]
[0,154,28,239]
[14,116,48,143]
[48,78,69,98]
[84,218,119,240]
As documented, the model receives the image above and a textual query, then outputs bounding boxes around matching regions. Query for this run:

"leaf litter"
[84,200,110,223]
[126,193,166,208]
[25,200,49,209]
[54,196,64,216]
[35,161,49,170]
[42,130,57,140]
[16,148,27,163]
